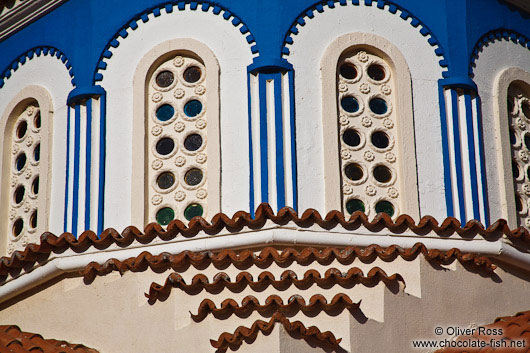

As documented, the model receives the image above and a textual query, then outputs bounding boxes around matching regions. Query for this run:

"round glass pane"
[16,153,26,171]
[510,128,517,145]
[369,98,388,115]
[345,163,364,181]
[157,172,175,189]
[523,102,530,120]
[30,210,37,229]
[516,195,524,213]
[340,63,357,80]
[341,96,359,113]
[184,100,203,117]
[13,218,23,237]
[342,129,361,147]
[183,66,202,83]
[32,177,39,195]
[367,64,386,81]
[34,143,40,162]
[371,131,390,149]
[375,200,395,217]
[155,138,175,155]
[525,134,530,150]
[346,199,365,214]
[185,168,203,186]
[184,134,203,151]
[156,104,175,121]
[156,207,175,225]
[17,120,27,139]
[184,203,204,220]
[527,166,530,181]
[14,185,24,204]
[508,97,515,114]
[373,165,392,183]
[513,160,521,179]
[156,71,174,88]
[34,112,41,129]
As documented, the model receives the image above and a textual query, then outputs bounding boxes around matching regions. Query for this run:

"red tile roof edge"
[210,311,342,351]
[0,203,520,276]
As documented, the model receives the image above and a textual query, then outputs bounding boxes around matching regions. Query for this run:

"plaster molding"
[282,0,448,76]
[0,0,67,42]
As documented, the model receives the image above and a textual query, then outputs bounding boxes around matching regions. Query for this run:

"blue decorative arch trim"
[0,46,76,89]
[281,0,449,76]
[469,29,530,77]
[93,1,258,83]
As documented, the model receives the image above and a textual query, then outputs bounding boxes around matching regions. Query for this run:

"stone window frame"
[0,85,52,254]
[131,39,221,226]
[321,32,419,219]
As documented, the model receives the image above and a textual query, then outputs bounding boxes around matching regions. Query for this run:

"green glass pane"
[184,203,203,221]
[369,98,388,115]
[346,199,365,214]
[341,96,359,113]
[375,201,395,217]
[156,207,175,225]
[184,100,203,117]
[156,104,175,121]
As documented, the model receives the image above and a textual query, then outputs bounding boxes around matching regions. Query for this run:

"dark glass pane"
[525,134,530,150]
[156,70,174,88]
[34,112,41,129]
[16,153,26,171]
[184,203,204,220]
[510,128,517,145]
[371,131,390,148]
[346,199,365,214]
[156,207,175,225]
[340,64,357,80]
[30,210,37,229]
[156,104,175,121]
[516,195,524,213]
[184,100,203,117]
[157,172,175,189]
[184,134,203,151]
[369,98,388,115]
[34,143,40,162]
[14,185,24,204]
[185,168,203,186]
[523,102,530,120]
[32,176,39,195]
[367,64,386,81]
[341,96,359,113]
[156,138,175,155]
[342,129,361,147]
[373,165,392,183]
[513,160,521,179]
[527,166,530,181]
[13,218,23,237]
[17,120,27,139]
[183,66,202,83]
[375,200,395,217]
[345,163,364,181]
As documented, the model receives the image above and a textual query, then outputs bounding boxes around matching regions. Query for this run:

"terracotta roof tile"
[0,326,98,353]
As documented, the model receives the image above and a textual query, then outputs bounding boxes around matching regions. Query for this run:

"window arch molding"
[321,32,419,219]
[493,67,530,227]
[131,38,220,226]
[0,85,52,253]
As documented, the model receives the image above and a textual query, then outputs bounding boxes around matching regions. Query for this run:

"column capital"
[439,77,478,92]
[67,85,106,106]
[247,57,293,75]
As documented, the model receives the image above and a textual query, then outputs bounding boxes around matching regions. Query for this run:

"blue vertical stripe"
[71,104,81,236]
[288,70,298,212]
[63,106,71,233]
[84,98,92,231]
[97,92,106,234]
[248,73,255,217]
[475,95,490,226]
[438,83,454,218]
[273,73,285,210]
[464,92,481,220]
[450,89,466,223]
[258,74,269,203]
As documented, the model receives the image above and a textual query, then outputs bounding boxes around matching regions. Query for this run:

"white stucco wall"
[285,4,446,219]
[100,7,254,230]
[0,55,72,235]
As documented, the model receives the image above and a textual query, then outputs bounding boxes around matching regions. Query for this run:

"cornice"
[0,0,68,42]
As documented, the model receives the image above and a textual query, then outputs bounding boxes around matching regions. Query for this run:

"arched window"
[133,40,220,227]
[0,87,52,254]
[322,33,419,219]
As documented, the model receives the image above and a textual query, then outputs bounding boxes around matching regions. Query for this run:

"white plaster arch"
[0,56,73,235]
[100,9,254,230]
[473,40,530,225]
[287,4,445,219]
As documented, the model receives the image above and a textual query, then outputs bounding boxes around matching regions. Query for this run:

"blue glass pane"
[184,100,203,117]
[341,96,359,113]
[156,104,175,121]
[369,98,388,115]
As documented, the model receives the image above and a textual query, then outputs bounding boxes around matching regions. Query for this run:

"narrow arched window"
[145,49,219,226]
